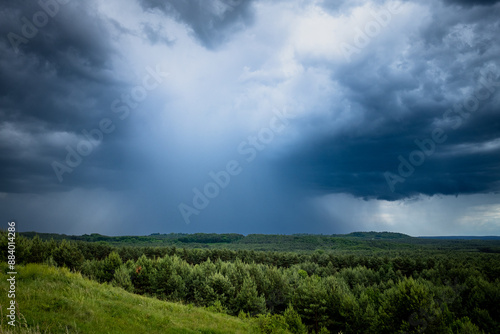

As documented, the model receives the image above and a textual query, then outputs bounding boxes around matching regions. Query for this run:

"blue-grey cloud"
[276,0,500,200]
[138,0,255,49]
[1,0,500,236]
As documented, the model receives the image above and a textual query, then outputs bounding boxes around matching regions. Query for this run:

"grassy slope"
[0,264,261,334]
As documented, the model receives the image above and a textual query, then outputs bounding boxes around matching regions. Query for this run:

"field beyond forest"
[1,231,499,333]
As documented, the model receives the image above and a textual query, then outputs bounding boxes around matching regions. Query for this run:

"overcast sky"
[1,0,500,236]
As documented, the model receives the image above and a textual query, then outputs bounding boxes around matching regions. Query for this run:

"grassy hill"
[0,263,264,334]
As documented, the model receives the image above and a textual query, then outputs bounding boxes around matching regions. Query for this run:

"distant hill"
[345,231,412,239]
[419,236,500,240]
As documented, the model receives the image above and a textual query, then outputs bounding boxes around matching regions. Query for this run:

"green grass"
[0,263,262,334]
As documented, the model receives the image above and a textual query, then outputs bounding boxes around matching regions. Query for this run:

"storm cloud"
[1,0,499,236]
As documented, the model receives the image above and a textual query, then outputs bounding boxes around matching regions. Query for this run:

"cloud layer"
[1,0,499,235]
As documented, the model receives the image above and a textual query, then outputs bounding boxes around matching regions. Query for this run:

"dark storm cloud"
[277,104,500,201]
[444,0,500,7]
[1,1,113,77]
[2,0,500,236]
[277,1,500,201]
[138,0,255,49]
[0,1,127,193]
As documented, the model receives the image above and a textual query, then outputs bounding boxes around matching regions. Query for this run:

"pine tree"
[233,276,266,316]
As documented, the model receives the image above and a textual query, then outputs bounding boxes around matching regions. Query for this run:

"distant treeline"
[19,231,500,253]
[20,231,411,242]
[1,231,499,333]
[177,233,245,244]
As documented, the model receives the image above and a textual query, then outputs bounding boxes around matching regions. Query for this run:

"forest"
[1,231,500,333]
